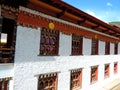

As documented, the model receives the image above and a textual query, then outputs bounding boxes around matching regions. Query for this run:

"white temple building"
[0,0,120,90]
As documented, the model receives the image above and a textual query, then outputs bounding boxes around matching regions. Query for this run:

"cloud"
[86,9,96,17]
[107,2,112,7]
[85,9,102,20]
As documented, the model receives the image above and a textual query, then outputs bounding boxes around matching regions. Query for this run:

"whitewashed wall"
[0,64,14,90]
[0,64,14,78]
[59,32,72,56]
[14,26,120,90]
[110,43,114,55]
[98,40,105,55]
[83,37,92,55]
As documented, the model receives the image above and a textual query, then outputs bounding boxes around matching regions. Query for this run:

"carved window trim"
[105,42,110,55]
[0,77,12,90]
[38,72,58,90]
[70,69,82,90]
[90,66,98,83]
[72,34,83,55]
[114,43,118,54]
[104,64,110,78]
[114,62,118,74]
[91,39,98,55]
[40,27,59,56]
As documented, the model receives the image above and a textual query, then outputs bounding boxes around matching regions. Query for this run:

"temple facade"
[0,0,120,90]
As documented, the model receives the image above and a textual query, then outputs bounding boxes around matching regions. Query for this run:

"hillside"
[109,22,120,27]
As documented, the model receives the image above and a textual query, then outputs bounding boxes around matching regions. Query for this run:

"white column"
[58,71,70,90]
[59,32,72,56]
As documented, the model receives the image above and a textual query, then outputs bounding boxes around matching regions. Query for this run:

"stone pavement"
[98,78,120,90]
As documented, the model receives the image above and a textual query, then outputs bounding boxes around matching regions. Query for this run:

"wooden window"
[0,17,16,63]
[114,62,118,74]
[105,42,110,55]
[72,34,83,55]
[0,77,12,90]
[40,28,59,56]
[0,18,15,47]
[104,64,110,78]
[38,73,58,90]
[114,43,118,54]
[70,69,82,90]
[91,66,98,83]
[91,39,98,55]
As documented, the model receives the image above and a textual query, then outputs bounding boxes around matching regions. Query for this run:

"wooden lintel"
[77,19,85,24]
[91,25,99,29]
[98,26,107,30]
[29,0,62,13]
[102,29,109,33]
[56,11,65,18]
[85,20,97,26]
[64,11,83,21]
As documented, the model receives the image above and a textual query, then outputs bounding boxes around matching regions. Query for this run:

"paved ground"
[98,78,120,90]
[112,83,120,90]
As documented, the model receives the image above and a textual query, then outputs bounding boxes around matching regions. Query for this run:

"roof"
[1,0,120,38]
[26,0,120,38]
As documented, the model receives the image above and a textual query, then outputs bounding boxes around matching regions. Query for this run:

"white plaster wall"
[0,64,14,90]
[99,40,105,55]
[0,64,14,78]
[9,80,14,90]
[110,43,114,55]
[14,26,40,90]
[59,32,72,56]
[14,26,120,90]
[83,37,91,55]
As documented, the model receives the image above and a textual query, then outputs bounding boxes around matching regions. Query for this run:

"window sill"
[90,80,98,84]
[38,54,59,56]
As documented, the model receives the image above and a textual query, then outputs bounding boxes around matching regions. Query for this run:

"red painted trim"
[17,10,120,43]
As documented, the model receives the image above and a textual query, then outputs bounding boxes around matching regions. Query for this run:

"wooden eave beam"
[63,11,84,21]
[102,29,109,33]
[91,25,99,29]
[28,0,62,13]
[56,11,65,18]
[98,26,107,30]
[77,19,86,25]
[84,20,97,26]
[50,0,120,35]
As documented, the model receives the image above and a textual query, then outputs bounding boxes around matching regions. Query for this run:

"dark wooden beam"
[77,19,85,25]
[102,29,109,33]
[91,25,99,29]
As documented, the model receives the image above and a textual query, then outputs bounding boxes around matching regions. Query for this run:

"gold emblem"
[49,22,55,30]
[95,34,97,39]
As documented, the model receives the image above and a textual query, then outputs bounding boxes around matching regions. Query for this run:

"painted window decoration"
[114,43,118,54]
[104,64,110,78]
[72,34,83,55]
[114,62,118,74]
[70,69,82,90]
[38,73,58,90]
[0,77,12,90]
[105,42,110,55]
[40,28,59,56]
[91,66,98,83]
[91,39,98,55]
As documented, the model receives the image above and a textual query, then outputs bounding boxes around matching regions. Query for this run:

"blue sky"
[63,0,120,23]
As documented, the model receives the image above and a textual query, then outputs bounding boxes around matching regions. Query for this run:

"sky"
[63,0,120,23]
